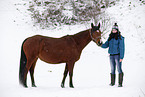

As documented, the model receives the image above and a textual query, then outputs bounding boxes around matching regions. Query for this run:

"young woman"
[100,23,125,87]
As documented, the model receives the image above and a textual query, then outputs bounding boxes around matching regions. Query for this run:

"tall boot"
[109,73,115,86]
[118,72,124,87]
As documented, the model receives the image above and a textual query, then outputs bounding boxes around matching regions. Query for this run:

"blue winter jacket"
[101,36,125,59]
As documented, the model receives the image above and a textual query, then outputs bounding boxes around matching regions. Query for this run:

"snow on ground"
[0,0,145,97]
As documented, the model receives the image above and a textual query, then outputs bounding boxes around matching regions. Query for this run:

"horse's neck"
[72,29,92,52]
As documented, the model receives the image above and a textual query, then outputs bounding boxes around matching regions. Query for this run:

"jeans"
[110,54,123,74]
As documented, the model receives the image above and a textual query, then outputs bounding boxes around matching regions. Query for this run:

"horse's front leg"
[68,62,75,88]
[61,64,68,88]
[69,72,74,88]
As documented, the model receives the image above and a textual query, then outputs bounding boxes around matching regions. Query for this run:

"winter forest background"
[0,0,145,97]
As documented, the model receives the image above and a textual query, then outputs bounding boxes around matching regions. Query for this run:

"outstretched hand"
[97,41,103,46]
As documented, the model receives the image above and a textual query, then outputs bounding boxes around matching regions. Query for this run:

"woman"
[101,23,125,87]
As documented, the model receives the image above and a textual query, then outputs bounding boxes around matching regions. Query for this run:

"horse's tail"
[19,39,27,86]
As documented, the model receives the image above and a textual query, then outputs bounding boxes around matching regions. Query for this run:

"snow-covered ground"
[0,0,145,97]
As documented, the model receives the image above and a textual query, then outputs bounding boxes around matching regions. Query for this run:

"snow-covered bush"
[22,0,119,29]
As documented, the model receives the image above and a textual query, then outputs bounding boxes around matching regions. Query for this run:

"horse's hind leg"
[29,58,38,87]
[23,61,32,88]
[61,64,68,88]
[23,59,36,88]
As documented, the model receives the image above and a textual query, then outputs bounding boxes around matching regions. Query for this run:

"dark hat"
[112,23,119,30]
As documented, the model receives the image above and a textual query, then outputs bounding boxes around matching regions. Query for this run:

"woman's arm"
[101,40,109,48]
[119,37,125,60]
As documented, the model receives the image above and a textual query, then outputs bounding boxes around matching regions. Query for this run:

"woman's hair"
[108,30,121,41]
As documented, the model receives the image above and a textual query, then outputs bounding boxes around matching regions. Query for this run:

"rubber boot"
[118,72,124,87]
[109,73,115,86]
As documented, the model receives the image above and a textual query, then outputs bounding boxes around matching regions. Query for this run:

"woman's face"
[112,29,117,33]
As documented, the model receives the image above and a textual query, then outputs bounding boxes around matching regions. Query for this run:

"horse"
[19,23,102,88]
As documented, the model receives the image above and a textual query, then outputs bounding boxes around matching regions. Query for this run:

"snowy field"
[0,0,145,97]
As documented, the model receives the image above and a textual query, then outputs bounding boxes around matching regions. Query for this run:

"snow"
[0,0,145,97]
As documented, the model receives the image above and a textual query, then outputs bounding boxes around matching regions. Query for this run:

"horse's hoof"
[69,85,74,88]
[32,84,37,87]
[61,86,65,88]
[23,84,28,88]
[61,83,65,88]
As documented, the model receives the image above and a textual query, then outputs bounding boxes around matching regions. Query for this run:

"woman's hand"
[120,59,123,62]
[97,41,103,46]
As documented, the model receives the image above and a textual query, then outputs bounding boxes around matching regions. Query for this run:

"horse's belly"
[39,48,80,64]
[39,58,64,64]
[38,50,69,64]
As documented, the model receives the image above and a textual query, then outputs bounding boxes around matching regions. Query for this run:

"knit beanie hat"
[112,23,119,30]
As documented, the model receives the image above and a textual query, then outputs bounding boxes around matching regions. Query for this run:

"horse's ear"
[98,22,100,28]
[91,23,94,28]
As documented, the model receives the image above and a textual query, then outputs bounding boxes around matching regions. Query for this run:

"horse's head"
[90,23,102,46]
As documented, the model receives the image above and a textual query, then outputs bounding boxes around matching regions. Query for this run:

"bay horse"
[19,23,102,88]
